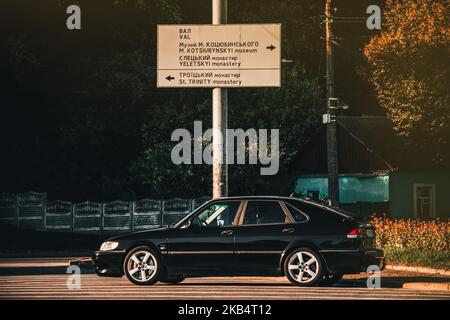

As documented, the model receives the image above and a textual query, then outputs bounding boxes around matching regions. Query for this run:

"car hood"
[107,227,171,241]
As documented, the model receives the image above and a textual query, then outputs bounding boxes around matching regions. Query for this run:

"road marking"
[0,275,449,300]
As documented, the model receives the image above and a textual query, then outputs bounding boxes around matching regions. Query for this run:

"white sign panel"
[157,24,281,88]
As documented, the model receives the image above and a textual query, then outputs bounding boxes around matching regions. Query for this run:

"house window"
[413,184,436,219]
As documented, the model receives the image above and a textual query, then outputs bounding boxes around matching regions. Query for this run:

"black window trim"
[284,202,310,223]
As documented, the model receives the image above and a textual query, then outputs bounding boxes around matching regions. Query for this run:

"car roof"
[210,196,355,219]
[213,195,294,201]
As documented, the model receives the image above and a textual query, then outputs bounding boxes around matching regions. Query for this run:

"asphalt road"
[0,258,449,300]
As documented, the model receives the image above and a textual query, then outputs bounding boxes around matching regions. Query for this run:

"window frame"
[190,200,244,228]
[237,200,296,227]
[283,202,310,223]
[413,184,436,218]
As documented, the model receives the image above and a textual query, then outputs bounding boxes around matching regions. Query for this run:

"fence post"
[101,202,105,235]
[129,201,133,231]
[71,203,75,232]
[15,193,19,227]
[131,201,135,232]
[43,192,47,231]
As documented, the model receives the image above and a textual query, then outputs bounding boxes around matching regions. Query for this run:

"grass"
[384,248,450,269]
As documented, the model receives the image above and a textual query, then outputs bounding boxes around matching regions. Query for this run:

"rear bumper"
[92,250,125,277]
[364,249,385,271]
[320,249,384,274]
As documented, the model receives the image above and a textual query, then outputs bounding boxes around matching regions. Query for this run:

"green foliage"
[384,248,450,269]
[364,0,450,164]
[371,215,450,268]
[132,66,321,197]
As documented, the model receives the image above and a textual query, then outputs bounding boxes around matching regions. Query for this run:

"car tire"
[321,273,344,286]
[284,247,323,287]
[160,276,185,285]
[123,246,161,285]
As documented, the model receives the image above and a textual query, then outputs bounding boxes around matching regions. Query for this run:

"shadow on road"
[0,266,96,276]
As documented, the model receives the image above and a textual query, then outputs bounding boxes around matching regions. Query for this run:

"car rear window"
[287,199,348,223]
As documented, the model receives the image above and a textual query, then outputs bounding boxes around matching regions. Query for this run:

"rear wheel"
[284,248,323,287]
[123,246,161,285]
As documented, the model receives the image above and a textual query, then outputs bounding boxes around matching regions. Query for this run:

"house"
[290,116,450,219]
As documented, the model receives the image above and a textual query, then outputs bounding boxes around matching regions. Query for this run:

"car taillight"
[347,228,365,238]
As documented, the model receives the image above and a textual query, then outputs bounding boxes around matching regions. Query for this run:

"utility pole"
[212,0,228,198]
[325,0,340,206]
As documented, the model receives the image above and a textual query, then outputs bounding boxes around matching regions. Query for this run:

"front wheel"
[284,248,323,287]
[123,246,161,285]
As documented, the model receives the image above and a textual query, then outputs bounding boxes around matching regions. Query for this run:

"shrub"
[370,215,450,252]
[371,216,450,268]
[370,215,450,268]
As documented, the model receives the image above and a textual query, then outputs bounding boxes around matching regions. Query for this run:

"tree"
[364,0,450,164]
[132,66,320,197]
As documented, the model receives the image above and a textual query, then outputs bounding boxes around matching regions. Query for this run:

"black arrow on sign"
[166,75,175,81]
[266,45,276,51]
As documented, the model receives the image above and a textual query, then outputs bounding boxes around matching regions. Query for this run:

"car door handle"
[282,228,295,233]
[221,230,233,236]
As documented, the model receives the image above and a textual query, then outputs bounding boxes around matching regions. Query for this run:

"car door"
[233,200,298,273]
[165,200,243,273]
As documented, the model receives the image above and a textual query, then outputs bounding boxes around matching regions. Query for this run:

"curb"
[402,282,450,291]
[386,264,450,276]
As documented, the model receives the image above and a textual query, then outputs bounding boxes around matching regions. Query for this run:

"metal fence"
[0,192,210,235]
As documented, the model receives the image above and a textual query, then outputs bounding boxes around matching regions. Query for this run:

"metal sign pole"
[212,0,227,199]
[325,0,340,206]
[221,0,228,198]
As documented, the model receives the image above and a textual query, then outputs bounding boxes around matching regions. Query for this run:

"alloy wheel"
[124,247,160,284]
[286,249,321,285]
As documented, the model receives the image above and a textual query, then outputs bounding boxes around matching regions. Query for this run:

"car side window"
[285,202,308,222]
[242,201,288,225]
[192,201,240,227]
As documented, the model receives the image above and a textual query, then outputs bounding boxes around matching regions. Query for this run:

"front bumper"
[92,250,126,277]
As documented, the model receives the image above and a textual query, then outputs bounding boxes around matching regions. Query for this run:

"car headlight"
[100,241,119,251]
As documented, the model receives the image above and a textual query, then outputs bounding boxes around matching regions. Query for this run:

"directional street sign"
[157,24,281,88]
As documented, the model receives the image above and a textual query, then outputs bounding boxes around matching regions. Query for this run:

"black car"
[93,196,384,286]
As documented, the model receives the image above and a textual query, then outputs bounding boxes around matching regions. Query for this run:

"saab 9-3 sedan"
[93,196,384,286]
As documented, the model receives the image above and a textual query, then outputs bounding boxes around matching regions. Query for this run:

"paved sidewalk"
[386,264,450,276]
